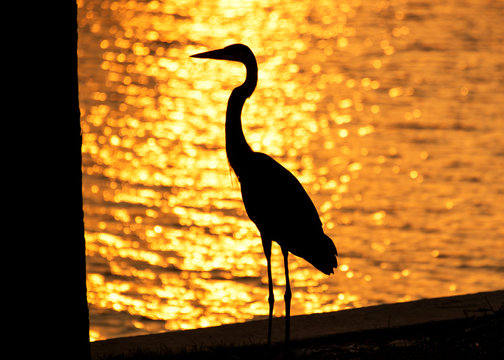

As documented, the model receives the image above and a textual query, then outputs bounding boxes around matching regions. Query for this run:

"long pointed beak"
[190,48,230,60]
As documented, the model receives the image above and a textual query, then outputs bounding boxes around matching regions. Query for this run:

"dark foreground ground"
[96,312,502,360]
[92,291,503,360]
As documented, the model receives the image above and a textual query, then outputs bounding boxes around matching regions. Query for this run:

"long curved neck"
[226,59,258,177]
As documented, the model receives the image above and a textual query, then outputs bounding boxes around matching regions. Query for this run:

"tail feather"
[292,233,338,275]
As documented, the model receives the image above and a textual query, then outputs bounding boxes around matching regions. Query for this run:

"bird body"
[191,44,338,345]
[239,151,337,275]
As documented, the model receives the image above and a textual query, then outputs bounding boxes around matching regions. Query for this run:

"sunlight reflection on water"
[78,0,504,341]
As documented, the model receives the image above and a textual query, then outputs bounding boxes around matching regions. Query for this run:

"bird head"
[190,44,255,65]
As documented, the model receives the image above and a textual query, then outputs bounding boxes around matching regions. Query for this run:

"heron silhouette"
[191,44,338,346]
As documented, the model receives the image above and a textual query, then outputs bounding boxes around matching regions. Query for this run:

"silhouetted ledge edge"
[90,290,503,358]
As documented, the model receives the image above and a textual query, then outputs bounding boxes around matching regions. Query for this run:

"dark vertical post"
[70,1,91,358]
[52,1,91,358]
[47,1,91,358]
[10,1,89,359]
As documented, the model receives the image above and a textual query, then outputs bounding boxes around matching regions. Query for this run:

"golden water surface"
[78,0,504,341]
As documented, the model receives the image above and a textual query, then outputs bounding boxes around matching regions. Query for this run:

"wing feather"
[239,153,322,243]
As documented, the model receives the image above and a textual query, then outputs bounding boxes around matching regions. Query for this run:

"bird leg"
[262,237,274,346]
[282,248,291,346]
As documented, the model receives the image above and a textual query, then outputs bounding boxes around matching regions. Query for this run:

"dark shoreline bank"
[91,290,503,359]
